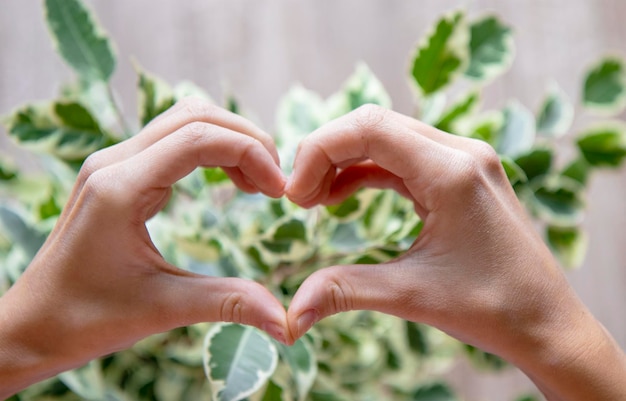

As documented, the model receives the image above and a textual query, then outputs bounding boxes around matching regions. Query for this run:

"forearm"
[515,307,626,400]
[0,287,80,398]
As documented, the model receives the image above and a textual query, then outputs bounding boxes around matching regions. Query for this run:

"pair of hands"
[1,98,624,400]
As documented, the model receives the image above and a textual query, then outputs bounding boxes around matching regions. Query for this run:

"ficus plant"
[1,1,625,401]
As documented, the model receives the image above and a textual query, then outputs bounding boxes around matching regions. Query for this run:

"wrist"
[0,281,85,398]
[511,293,626,400]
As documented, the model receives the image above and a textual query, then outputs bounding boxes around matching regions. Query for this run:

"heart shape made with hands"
[61,100,533,355]
[210,103,538,353]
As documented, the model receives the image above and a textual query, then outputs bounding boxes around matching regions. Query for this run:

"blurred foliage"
[2,0,626,400]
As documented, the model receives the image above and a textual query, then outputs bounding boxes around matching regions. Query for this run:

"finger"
[96,122,285,218]
[222,167,259,194]
[142,98,281,164]
[286,105,456,207]
[324,161,414,204]
[69,98,280,212]
[285,262,427,342]
[154,273,288,344]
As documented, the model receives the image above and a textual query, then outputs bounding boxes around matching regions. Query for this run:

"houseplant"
[1,1,625,400]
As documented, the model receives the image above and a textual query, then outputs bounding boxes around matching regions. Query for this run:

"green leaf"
[576,123,626,167]
[466,110,504,145]
[274,219,307,242]
[412,382,458,401]
[435,92,479,133]
[406,321,429,356]
[58,360,106,400]
[261,381,284,401]
[463,344,507,370]
[411,11,469,95]
[500,157,528,186]
[514,148,553,181]
[45,0,116,82]
[516,395,541,401]
[496,101,536,157]
[262,219,307,254]
[419,92,447,125]
[547,225,588,269]
[561,158,589,185]
[54,101,101,132]
[247,245,271,274]
[278,337,317,401]
[536,83,574,138]
[583,57,626,114]
[203,168,230,184]
[137,67,176,127]
[5,102,112,163]
[465,15,514,82]
[326,194,360,219]
[38,194,62,220]
[203,323,278,401]
[0,161,17,181]
[530,175,585,227]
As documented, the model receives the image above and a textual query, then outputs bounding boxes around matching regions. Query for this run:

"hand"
[285,105,626,400]
[0,98,289,396]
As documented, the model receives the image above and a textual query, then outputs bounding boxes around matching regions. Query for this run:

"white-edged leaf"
[0,206,46,258]
[500,156,528,186]
[174,80,214,102]
[275,84,327,171]
[465,15,514,82]
[410,11,469,95]
[4,101,112,163]
[547,225,588,269]
[327,62,392,118]
[261,380,286,401]
[529,175,585,228]
[58,360,106,400]
[45,0,115,82]
[136,66,175,127]
[203,323,278,401]
[537,82,574,138]
[583,57,626,115]
[496,101,536,157]
[457,109,504,144]
[420,92,447,125]
[435,91,480,133]
[278,337,317,401]
[576,121,626,167]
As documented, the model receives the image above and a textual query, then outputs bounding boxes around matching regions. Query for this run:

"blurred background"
[1,1,625,400]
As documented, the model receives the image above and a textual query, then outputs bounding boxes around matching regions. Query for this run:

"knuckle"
[351,104,388,132]
[179,96,216,120]
[81,168,117,205]
[316,270,354,313]
[178,121,212,145]
[78,150,108,185]
[470,140,502,174]
[220,293,243,324]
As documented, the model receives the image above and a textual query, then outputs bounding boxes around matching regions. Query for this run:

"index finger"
[286,105,456,207]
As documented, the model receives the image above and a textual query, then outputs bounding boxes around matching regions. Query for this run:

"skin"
[1,100,624,399]
[0,98,289,397]
[284,105,626,401]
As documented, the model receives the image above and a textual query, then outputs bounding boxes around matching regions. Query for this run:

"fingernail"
[296,309,319,336]
[262,322,287,344]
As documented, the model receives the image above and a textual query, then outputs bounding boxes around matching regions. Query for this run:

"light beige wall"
[1,1,625,400]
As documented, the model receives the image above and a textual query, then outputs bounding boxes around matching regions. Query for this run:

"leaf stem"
[106,84,133,138]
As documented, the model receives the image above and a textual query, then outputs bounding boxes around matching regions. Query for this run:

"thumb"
[155,274,288,344]
[286,263,419,343]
